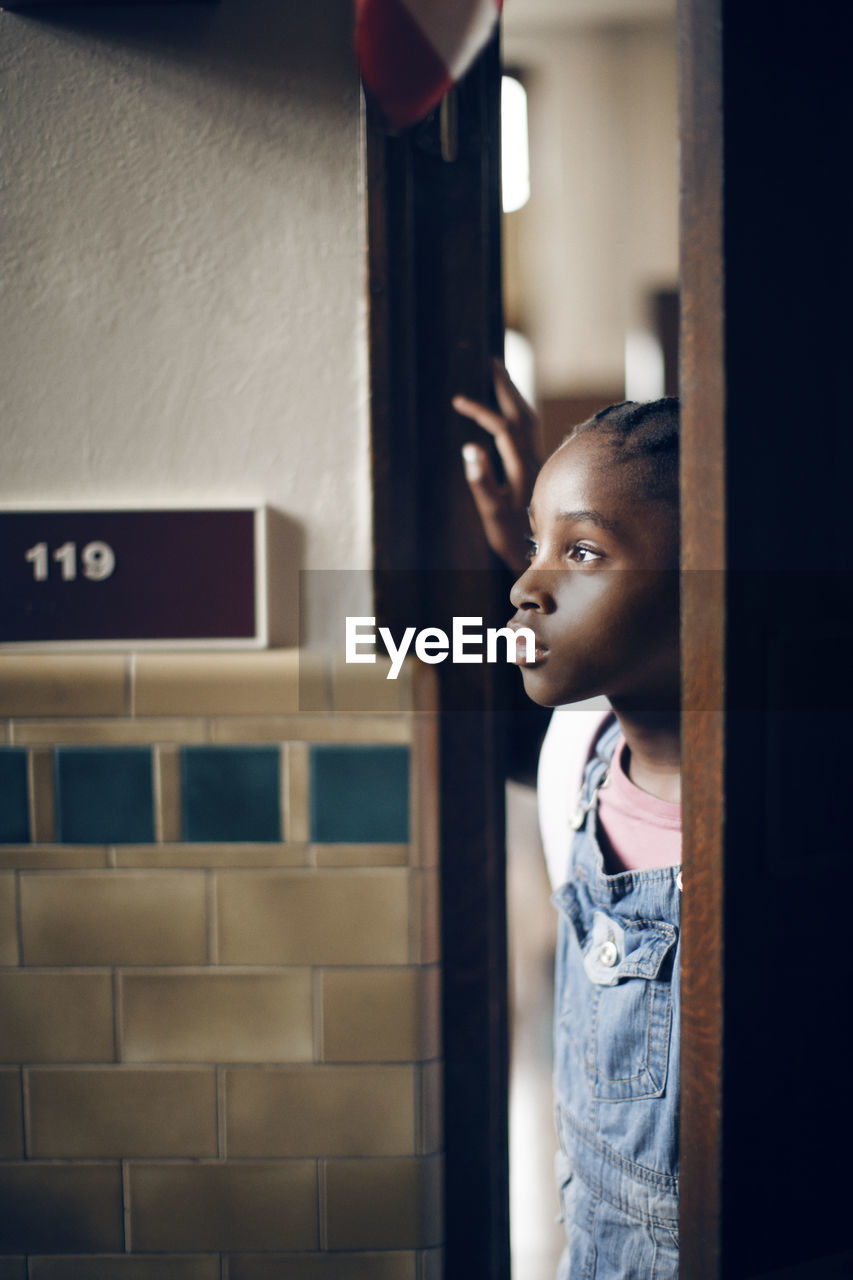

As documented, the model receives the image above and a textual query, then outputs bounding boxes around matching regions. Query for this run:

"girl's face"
[507,431,680,710]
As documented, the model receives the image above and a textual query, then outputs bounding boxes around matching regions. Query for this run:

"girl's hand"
[453,358,541,576]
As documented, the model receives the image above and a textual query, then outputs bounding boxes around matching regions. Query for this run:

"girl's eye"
[525,536,538,563]
[567,543,602,564]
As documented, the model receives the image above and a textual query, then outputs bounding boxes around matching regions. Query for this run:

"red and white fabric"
[355,0,502,131]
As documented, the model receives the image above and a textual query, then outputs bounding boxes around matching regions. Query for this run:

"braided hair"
[565,397,679,504]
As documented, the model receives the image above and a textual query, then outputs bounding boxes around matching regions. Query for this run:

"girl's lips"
[512,644,548,666]
[507,623,548,665]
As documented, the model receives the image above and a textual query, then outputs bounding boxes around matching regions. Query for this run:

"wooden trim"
[677,0,725,1275]
[364,36,511,1278]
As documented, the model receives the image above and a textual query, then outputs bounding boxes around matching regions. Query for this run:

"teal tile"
[310,745,409,843]
[0,750,29,844]
[55,748,154,845]
[181,746,281,843]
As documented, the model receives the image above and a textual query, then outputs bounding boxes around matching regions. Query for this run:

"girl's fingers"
[491,357,536,426]
[452,395,508,439]
[491,419,536,503]
[461,442,500,498]
[461,443,509,529]
[461,444,530,574]
[453,393,536,503]
[454,369,540,573]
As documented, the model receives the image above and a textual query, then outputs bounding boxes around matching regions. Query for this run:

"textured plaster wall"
[1,0,370,639]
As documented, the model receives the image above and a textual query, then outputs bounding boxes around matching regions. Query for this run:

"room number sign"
[1,509,265,647]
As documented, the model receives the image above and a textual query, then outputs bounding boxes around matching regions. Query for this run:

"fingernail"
[462,444,483,480]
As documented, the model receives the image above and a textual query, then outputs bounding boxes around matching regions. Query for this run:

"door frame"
[364,36,512,1279]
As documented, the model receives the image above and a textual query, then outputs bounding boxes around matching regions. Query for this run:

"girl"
[455,367,681,1280]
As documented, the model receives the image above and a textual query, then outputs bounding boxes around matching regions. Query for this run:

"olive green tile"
[410,869,440,966]
[332,656,413,715]
[0,655,128,718]
[0,846,109,870]
[120,970,312,1063]
[294,650,331,714]
[418,1061,443,1156]
[321,968,440,1064]
[225,1065,415,1156]
[133,652,302,717]
[228,1255,416,1280]
[12,719,208,745]
[20,872,207,966]
[154,744,181,843]
[29,746,56,843]
[29,1259,219,1280]
[324,1156,442,1250]
[217,871,408,966]
[418,1249,444,1280]
[128,1161,317,1251]
[0,1163,123,1252]
[0,1069,23,1157]
[209,717,411,744]
[312,843,408,868]
[0,871,18,966]
[27,1067,217,1157]
[113,843,308,868]
[0,971,114,1063]
[410,715,439,871]
[283,742,310,843]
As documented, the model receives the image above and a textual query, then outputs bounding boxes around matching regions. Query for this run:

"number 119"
[25,541,116,582]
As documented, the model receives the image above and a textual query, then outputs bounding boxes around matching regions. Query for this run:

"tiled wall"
[0,652,442,1280]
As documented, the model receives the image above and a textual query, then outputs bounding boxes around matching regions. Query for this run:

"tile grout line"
[217,1064,227,1161]
[122,1157,132,1252]
[318,1156,328,1252]
[279,742,289,843]
[20,1065,30,1160]
[207,871,219,965]
[112,969,123,1065]
[312,968,324,1064]
[408,866,418,967]
[153,744,165,845]
[27,745,57,845]
[25,747,38,847]
[13,867,24,967]
[415,1062,425,1157]
[127,653,137,718]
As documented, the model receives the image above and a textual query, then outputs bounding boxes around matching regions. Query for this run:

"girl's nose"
[509,568,554,612]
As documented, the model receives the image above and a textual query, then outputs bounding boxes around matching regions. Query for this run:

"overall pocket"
[555,886,677,1102]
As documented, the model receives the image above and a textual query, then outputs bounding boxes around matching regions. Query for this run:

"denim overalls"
[551,716,681,1280]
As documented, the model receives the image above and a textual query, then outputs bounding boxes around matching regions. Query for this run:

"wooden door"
[679,1,853,1275]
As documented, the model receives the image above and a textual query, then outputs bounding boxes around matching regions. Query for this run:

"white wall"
[503,21,678,397]
[1,0,370,641]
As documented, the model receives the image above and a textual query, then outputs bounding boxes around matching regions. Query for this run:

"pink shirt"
[597,735,682,873]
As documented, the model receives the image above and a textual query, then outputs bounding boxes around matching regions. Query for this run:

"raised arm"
[453,358,541,576]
